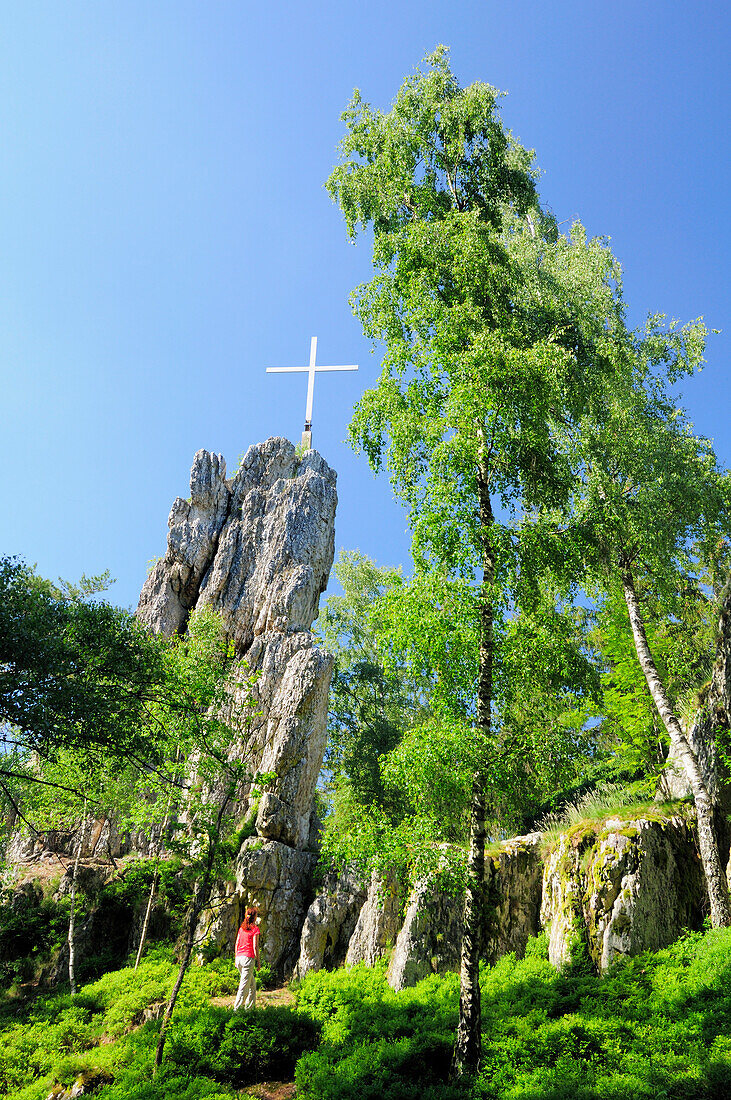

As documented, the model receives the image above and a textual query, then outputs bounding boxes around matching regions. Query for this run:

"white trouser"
[234,955,256,1011]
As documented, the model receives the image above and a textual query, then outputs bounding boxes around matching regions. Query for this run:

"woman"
[234,905,261,1011]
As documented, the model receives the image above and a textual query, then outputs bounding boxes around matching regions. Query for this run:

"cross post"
[266,337,358,449]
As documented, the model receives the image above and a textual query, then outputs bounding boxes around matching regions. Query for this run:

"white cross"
[266,337,358,445]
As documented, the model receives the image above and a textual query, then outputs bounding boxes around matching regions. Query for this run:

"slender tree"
[152,611,258,1071]
[564,338,731,924]
[67,798,89,995]
[134,790,174,971]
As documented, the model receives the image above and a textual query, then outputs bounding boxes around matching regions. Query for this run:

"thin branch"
[0,767,104,806]
[0,780,72,872]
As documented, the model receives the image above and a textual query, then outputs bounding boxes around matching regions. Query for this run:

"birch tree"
[327,47,625,1075]
[565,327,731,925]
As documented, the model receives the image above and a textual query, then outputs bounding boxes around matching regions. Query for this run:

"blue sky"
[1,2,729,608]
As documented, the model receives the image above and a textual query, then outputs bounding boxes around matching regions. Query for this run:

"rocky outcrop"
[136,439,337,975]
[345,873,404,968]
[137,450,230,636]
[540,812,705,971]
[387,877,463,991]
[540,832,584,970]
[198,838,317,976]
[295,869,368,979]
[483,833,543,964]
[137,438,336,855]
[4,816,163,866]
[295,815,707,987]
[137,439,336,651]
[237,632,333,849]
[197,447,336,650]
[383,833,544,991]
[235,839,317,975]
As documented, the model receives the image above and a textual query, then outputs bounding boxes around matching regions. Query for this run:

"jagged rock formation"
[292,814,708,987]
[483,833,544,965]
[345,873,404,968]
[387,876,463,990]
[6,816,164,866]
[202,840,319,976]
[137,439,336,855]
[138,441,335,649]
[294,869,368,979]
[137,438,337,974]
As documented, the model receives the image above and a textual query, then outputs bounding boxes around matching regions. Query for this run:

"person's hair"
[242,906,258,931]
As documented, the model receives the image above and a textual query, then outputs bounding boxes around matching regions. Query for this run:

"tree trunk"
[453,458,494,1077]
[68,799,90,995]
[135,863,161,972]
[135,801,173,971]
[621,564,731,926]
[154,792,231,1071]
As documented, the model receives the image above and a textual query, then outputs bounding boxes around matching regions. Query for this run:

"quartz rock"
[483,833,543,964]
[387,878,463,991]
[137,450,229,636]
[236,838,316,976]
[200,838,316,977]
[137,440,337,971]
[198,440,336,651]
[136,439,336,851]
[539,832,586,969]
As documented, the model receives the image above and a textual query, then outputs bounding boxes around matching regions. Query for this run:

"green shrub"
[166,1005,321,1085]
[292,964,460,1099]
[0,885,68,989]
[98,1066,234,1100]
[472,929,731,1099]
[292,932,731,1100]
[296,1034,462,1100]
[255,961,276,990]
[4,928,731,1100]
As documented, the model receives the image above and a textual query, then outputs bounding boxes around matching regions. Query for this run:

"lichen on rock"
[540,811,706,972]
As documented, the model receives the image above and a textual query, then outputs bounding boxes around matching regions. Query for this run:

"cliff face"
[138,440,336,653]
[137,438,337,973]
[137,438,336,852]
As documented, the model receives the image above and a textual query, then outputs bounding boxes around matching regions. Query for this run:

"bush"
[472,928,731,1099]
[296,1034,462,1100]
[255,961,276,990]
[291,932,731,1100]
[4,928,731,1100]
[0,885,68,989]
[96,1066,234,1100]
[292,964,461,1099]
[166,1005,321,1085]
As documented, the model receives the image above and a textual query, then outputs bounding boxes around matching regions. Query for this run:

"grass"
[536,782,690,846]
[293,929,731,1100]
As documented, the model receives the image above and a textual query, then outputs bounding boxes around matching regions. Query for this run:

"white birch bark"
[621,566,731,927]
[68,799,90,994]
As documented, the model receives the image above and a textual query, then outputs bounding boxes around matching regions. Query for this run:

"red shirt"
[235,923,260,958]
